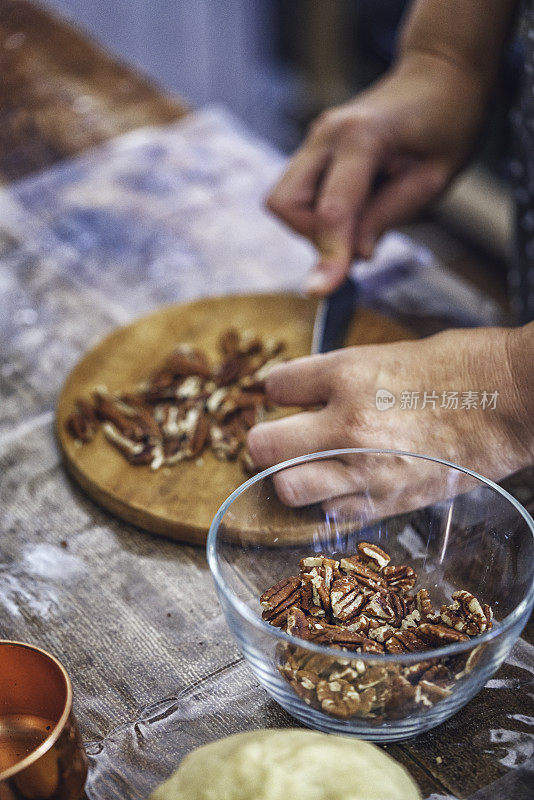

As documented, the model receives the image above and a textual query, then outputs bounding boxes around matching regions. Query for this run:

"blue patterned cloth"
[510,3,534,322]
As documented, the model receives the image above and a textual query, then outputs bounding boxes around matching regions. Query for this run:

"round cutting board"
[56,293,413,544]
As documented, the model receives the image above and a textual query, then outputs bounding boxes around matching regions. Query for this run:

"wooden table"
[0,3,532,799]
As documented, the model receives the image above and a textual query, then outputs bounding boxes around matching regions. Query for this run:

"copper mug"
[0,641,87,800]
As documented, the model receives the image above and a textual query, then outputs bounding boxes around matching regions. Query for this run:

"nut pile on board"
[65,328,286,473]
[260,542,493,721]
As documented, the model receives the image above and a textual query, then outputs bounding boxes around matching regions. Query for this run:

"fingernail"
[305,270,330,294]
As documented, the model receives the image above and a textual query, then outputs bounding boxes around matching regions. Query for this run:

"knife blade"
[311,277,359,354]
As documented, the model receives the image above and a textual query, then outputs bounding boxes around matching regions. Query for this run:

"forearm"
[506,322,534,460]
[398,0,518,93]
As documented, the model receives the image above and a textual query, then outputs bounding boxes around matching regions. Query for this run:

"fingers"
[272,459,366,507]
[246,408,339,469]
[266,142,329,237]
[308,141,380,295]
[356,161,449,255]
[265,355,334,407]
[267,108,384,297]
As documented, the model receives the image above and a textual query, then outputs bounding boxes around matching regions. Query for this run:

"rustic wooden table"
[0,2,533,799]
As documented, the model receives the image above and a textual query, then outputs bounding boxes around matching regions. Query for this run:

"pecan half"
[415,623,469,646]
[364,591,407,626]
[440,590,493,635]
[386,629,429,653]
[260,576,301,627]
[339,557,387,592]
[300,573,326,617]
[356,542,391,571]
[382,564,417,593]
[330,577,367,623]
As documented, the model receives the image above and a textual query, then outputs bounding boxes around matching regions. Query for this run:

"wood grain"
[56,293,413,544]
[0,0,188,183]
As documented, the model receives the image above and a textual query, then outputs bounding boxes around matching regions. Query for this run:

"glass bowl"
[207,449,534,742]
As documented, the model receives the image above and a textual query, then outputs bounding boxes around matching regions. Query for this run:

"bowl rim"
[207,448,534,664]
[0,640,73,781]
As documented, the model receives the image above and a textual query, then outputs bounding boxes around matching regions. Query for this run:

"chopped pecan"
[286,606,312,639]
[293,669,321,705]
[344,614,381,635]
[219,329,262,358]
[102,422,145,457]
[418,680,451,703]
[452,644,484,678]
[95,395,139,439]
[354,665,390,691]
[161,348,212,378]
[182,408,209,457]
[368,624,396,643]
[68,330,288,475]
[239,376,266,393]
[66,399,98,443]
[175,376,206,400]
[384,676,419,719]
[361,638,386,654]
[260,577,301,627]
[162,438,187,461]
[240,447,260,477]
[402,659,439,684]
[316,678,362,718]
[400,609,422,630]
[218,328,241,357]
[415,589,436,621]
[210,423,242,460]
[419,664,451,684]
[382,564,417,593]
[356,542,391,571]
[216,356,248,387]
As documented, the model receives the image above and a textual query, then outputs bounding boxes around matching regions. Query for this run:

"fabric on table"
[0,107,532,800]
[510,0,534,323]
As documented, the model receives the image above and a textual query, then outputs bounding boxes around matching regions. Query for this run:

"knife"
[310,277,359,354]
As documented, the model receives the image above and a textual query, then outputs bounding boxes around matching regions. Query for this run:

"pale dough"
[149,729,421,800]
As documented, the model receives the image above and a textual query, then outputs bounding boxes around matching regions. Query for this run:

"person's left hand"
[246,326,534,514]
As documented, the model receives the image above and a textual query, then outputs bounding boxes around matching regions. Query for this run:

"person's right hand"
[267,52,489,295]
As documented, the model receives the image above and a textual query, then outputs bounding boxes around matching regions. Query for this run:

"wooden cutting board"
[56,293,414,544]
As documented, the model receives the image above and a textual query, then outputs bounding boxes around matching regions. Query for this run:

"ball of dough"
[150,729,420,800]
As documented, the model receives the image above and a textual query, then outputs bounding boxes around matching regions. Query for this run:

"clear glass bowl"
[207,449,534,742]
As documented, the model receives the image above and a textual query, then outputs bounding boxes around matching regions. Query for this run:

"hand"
[267,53,487,295]
[246,326,534,514]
